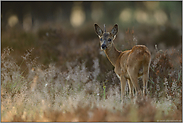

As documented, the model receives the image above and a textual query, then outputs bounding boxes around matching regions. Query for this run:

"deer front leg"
[119,75,127,101]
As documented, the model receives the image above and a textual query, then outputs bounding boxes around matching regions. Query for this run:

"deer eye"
[108,38,111,41]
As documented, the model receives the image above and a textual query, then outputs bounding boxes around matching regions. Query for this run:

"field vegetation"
[1,21,182,122]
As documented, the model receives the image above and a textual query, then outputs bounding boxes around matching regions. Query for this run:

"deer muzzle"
[101,43,107,50]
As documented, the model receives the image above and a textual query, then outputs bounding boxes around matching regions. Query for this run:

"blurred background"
[1,1,182,71]
[1,1,182,29]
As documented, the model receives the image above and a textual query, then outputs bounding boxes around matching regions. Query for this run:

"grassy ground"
[1,23,182,122]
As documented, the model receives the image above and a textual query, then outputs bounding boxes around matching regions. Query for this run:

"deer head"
[94,24,118,50]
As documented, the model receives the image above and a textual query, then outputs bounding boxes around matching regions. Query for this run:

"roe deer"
[94,24,151,100]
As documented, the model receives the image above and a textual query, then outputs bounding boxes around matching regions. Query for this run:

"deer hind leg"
[127,67,140,96]
[142,63,150,96]
[127,79,134,98]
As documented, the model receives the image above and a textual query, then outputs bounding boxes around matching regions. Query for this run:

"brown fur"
[94,24,151,99]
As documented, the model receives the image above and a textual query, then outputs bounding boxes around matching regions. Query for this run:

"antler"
[104,24,106,32]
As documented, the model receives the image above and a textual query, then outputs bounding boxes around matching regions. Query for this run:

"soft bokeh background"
[2,1,182,66]
[2,1,182,28]
[1,1,182,122]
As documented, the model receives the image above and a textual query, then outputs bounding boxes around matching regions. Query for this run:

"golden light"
[135,10,148,23]
[8,15,19,27]
[70,5,85,28]
[23,13,32,31]
[143,1,159,10]
[154,10,168,25]
[119,8,132,22]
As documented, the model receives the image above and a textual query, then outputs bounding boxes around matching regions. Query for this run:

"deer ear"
[94,24,103,37]
[111,24,118,36]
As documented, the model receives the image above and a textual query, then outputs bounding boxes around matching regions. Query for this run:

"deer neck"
[104,43,121,66]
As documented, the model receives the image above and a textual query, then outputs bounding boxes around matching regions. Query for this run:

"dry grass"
[1,23,182,122]
[1,47,182,122]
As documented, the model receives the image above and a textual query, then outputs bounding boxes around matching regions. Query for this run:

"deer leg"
[119,76,127,101]
[127,79,134,98]
[142,65,150,96]
[127,68,140,97]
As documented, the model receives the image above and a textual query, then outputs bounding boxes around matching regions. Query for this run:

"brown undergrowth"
[2,96,182,122]
[1,47,182,122]
[1,23,182,122]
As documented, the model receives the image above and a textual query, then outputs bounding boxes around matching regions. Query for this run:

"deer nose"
[101,44,107,50]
